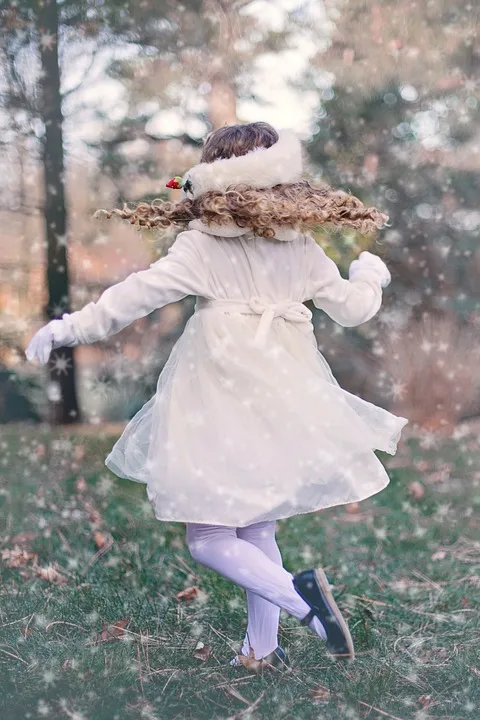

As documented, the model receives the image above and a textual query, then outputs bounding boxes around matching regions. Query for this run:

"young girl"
[25,122,408,672]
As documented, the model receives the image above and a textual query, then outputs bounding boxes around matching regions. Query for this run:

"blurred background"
[1,0,479,437]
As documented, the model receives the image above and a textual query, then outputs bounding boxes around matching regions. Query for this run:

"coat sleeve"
[304,236,383,327]
[64,231,208,345]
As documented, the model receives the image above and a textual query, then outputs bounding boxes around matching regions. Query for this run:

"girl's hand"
[25,319,77,365]
[348,251,391,288]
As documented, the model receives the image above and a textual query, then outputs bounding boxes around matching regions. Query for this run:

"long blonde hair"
[96,122,388,238]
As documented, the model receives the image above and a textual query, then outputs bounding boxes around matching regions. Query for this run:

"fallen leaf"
[93,530,108,549]
[20,626,33,637]
[431,550,446,561]
[193,641,211,662]
[9,531,40,544]
[232,647,264,673]
[418,694,433,709]
[310,684,331,703]
[345,502,361,514]
[94,618,129,644]
[1,546,37,568]
[75,476,87,492]
[73,445,86,461]
[408,481,425,500]
[89,508,103,526]
[176,585,200,602]
[35,565,68,584]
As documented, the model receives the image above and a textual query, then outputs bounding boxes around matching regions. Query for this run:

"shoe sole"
[294,568,355,662]
[315,568,355,661]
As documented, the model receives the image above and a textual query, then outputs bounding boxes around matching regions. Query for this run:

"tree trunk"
[208,73,238,129]
[37,0,81,424]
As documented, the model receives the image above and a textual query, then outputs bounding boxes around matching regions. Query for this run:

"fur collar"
[181,129,303,200]
[187,218,299,242]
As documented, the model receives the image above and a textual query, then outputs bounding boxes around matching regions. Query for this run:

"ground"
[0,423,479,720]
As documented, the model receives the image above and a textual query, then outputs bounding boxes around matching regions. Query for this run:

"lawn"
[1,422,479,720]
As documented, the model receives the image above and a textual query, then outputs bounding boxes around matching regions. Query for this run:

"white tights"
[185,520,326,660]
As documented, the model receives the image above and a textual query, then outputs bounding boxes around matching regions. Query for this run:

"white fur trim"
[181,129,303,200]
[187,218,299,242]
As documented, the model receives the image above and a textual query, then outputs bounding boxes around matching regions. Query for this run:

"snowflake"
[97,474,114,495]
[390,380,407,400]
[418,431,441,450]
[50,353,72,376]
[86,376,113,400]
[40,32,56,51]
[43,670,56,687]
[37,700,51,717]
[54,234,68,249]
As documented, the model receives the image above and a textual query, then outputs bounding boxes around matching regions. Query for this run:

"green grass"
[1,424,479,719]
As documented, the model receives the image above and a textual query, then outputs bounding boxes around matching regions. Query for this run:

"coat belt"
[195,296,313,348]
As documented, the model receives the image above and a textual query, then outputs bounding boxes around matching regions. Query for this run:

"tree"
[0,0,203,423]
[92,0,293,202]
[300,0,480,428]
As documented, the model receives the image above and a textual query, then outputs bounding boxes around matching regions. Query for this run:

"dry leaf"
[414,459,431,472]
[418,695,433,709]
[193,641,211,662]
[94,618,129,644]
[176,585,200,602]
[75,475,87,492]
[20,626,33,637]
[89,508,102,526]
[93,530,108,549]
[431,550,446,561]
[233,648,265,673]
[345,502,361,514]
[35,565,68,584]
[9,531,40,544]
[73,445,86,461]
[1,546,37,568]
[408,481,425,500]
[310,684,331,703]
[62,658,73,671]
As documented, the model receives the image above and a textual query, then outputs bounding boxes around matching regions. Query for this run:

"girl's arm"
[305,236,390,327]
[25,231,208,363]
[64,231,208,345]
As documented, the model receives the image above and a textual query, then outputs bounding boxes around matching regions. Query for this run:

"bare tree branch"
[62,46,102,99]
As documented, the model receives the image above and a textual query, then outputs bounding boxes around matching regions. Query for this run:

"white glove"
[25,315,78,365]
[348,250,391,288]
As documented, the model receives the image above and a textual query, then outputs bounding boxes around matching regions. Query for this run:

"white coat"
[66,220,408,527]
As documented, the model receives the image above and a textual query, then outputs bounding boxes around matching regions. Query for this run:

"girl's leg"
[236,520,282,659]
[185,522,326,660]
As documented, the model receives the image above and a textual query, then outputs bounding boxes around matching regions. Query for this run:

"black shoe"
[264,645,290,669]
[293,568,355,662]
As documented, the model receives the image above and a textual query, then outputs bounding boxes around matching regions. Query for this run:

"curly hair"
[95,122,388,238]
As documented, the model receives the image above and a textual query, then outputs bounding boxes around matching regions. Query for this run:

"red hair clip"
[166,176,183,189]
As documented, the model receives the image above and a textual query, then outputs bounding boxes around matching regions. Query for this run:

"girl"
[25,122,409,672]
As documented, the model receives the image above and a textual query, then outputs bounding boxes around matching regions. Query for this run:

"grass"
[0,422,479,720]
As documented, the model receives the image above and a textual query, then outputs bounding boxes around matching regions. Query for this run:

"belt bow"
[248,295,313,348]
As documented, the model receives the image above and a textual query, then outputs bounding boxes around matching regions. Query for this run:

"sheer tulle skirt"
[105,311,408,527]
